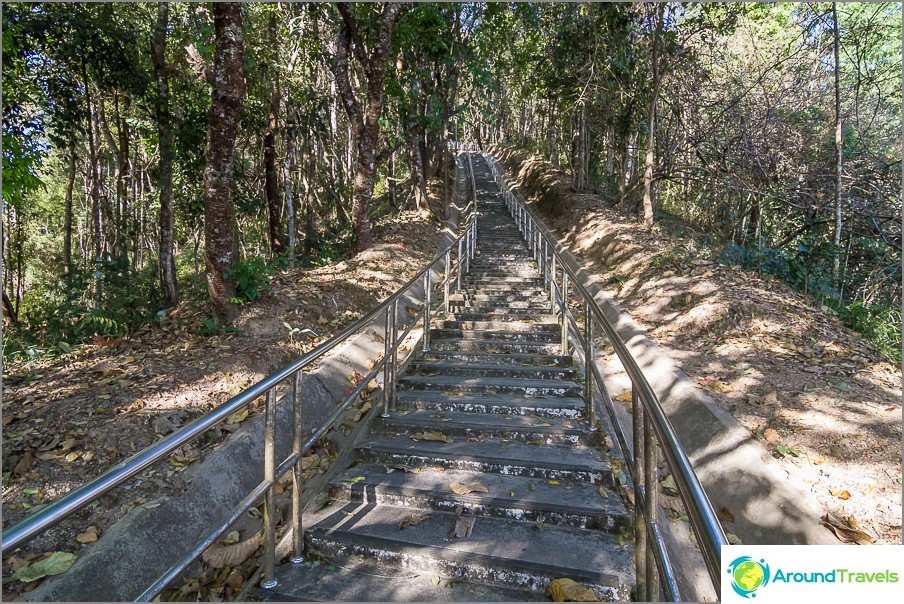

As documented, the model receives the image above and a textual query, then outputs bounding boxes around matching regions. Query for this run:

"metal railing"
[1,151,480,601]
[483,152,727,601]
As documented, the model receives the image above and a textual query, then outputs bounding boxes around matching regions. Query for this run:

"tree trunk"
[264,10,285,257]
[283,112,297,267]
[84,73,104,308]
[63,140,76,277]
[153,1,179,307]
[548,97,558,167]
[642,5,663,229]
[330,2,405,255]
[831,2,843,292]
[203,2,245,325]
[411,129,428,211]
[570,104,588,193]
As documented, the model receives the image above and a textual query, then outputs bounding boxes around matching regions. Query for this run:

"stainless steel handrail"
[2,150,480,601]
[482,151,727,601]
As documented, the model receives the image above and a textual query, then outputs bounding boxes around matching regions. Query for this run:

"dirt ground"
[494,148,902,546]
[1,208,444,600]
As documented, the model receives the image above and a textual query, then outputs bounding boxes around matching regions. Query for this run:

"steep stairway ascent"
[263,154,634,601]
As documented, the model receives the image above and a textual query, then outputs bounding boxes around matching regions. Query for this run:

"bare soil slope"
[1,210,444,600]
[492,146,902,546]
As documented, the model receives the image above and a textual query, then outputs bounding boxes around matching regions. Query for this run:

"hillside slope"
[491,146,902,545]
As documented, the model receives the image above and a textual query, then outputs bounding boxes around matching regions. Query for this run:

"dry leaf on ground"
[201,531,262,568]
[820,513,874,544]
[411,431,453,444]
[398,513,431,530]
[450,481,489,495]
[548,578,600,602]
[451,516,476,539]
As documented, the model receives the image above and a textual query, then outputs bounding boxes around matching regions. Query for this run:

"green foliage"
[224,255,286,304]
[827,300,902,364]
[3,257,161,363]
[199,318,238,336]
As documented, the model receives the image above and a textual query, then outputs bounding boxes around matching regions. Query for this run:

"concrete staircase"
[262,155,634,601]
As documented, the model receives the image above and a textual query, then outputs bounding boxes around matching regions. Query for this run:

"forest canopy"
[2,2,901,361]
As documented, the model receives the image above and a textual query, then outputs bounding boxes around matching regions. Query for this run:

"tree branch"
[337,2,369,74]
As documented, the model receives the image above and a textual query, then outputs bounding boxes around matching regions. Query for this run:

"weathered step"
[356,436,613,485]
[378,409,587,445]
[449,298,552,309]
[435,319,559,332]
[429,329,559,343]
[460,286,548,296]
[329,465,630,531]
[428,338,562,354]
[397,375,582,397]
[449,311,558,322]
[409,361,575,381]
[306,504,633,600]
[467,269,540,278]
[262,559,550,602]
[463,276,544,285]
[419,350,572,368]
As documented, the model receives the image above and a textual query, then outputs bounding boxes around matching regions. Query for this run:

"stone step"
[435,319,559,332]
[377,409,589,446]
[356,436,615,486]
[329,465,630,531]
[305,504,633,600]
[463,276,544,285]
[260,559,551,602]
[419,350,572,368]
[429,329,559,344]
[449,296,551,308]
[409,361,575,381]
[448,311,558,323]
[397,375,582,398]
[392,391,584,420]
[428,338,562,354]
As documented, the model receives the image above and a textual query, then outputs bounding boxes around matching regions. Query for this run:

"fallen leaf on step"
[548,578,600,602]
[399,513,431,530]
[820,513,874,544]
[412,431,453,444]
[763,428,780,443]
[353,401,372,422]
[13,552,78,583]
[451,516,476,539]
[726,533,743,545]
[614,391,632,403]
[201,531,262,568]
[227,409,249,425]
[450,481,489,495]
[597,486,608,499]
[76,526,99,544]
[717,507,735,523]
[829,489,851,500]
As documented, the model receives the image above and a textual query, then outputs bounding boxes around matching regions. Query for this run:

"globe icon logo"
[727,556,771,598]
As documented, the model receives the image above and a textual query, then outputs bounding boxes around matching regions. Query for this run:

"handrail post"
[561,272,569,354]
[423,270,432,352]
[645,412,661,601]
[456,238,463,292]
[634,389,648,602]
[444,249,451,314]
[583,300,595,425]
[382,305,394,418]
[389,298,399,411]
[471,220,477,259]
[261,388,278,589]
[290,371,304,563]
[550,256,557,314]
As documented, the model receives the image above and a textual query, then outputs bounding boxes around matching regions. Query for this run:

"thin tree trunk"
[548,97,558,167]
[153,2,179,307]
[203,2,245,325]
[831,2,843,292]
[63,140,76,277]
[330,2,405,254]
[264,10,285,257]
[642,5,663,229]
[84,75,104,307]
[283,114,297,267]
